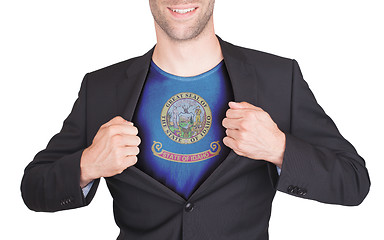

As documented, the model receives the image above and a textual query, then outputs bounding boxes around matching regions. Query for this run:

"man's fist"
[80,116,141,187]
[222,102,285,168]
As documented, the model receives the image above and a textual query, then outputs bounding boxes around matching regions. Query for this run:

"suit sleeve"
[21,74,100,212]
[276,60,370,206]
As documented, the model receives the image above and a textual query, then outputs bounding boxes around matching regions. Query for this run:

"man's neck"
[152,23,223,77]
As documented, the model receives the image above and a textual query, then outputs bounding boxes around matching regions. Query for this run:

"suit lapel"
[116,47,154,122]
[218,37,259,105]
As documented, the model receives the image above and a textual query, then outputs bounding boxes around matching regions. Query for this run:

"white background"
[1,0,383,239]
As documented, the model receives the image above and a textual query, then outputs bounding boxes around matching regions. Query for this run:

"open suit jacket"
[21,37,370,240]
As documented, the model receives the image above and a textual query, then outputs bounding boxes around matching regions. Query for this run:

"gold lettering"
[161,116,167,127]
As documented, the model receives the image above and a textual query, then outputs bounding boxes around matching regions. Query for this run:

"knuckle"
[264,112,271,119]
[258,111,266,117]
[114,162,122,172]
[127,156,138,165]
[239,120,248,130]
[116,163,126,174]
[112,148,121,159]
[111,134,122,145]
[238,131,247,140]
[113,116,124,122]
[258,111,269,121]
[116,158,125,169]
[245,111,255,119]
[107,125,119,135]
[100,123,108,129]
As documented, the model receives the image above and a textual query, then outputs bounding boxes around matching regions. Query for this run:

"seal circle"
[161,92,212,144]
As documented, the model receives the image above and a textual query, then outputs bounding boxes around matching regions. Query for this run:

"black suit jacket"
[21,37,370,240]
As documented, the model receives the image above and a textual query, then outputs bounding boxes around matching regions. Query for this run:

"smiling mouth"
[169,7,197,14]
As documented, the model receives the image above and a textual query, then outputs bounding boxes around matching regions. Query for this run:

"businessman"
[21,0,370,239]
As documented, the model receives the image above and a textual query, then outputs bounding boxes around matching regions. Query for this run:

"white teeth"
[172,8,196,14]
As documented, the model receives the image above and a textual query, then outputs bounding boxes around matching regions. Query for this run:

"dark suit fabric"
[21,37,370,240]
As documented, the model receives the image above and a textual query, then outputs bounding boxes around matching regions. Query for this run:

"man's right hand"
[80,116,140,188]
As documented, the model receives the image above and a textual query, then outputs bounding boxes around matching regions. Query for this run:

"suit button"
[298,188,307,196]
[185,202,194,212]
[60,197,73,206]
[287,185,295,193]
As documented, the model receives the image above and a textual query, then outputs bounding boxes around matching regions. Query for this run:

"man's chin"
[165,27,206,42]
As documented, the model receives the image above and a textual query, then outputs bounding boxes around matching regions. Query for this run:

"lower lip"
[168,8,198,19]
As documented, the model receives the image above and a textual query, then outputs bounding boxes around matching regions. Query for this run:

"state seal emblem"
[161,92,212,144]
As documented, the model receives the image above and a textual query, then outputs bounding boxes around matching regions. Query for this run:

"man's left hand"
[222,102,285,168]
